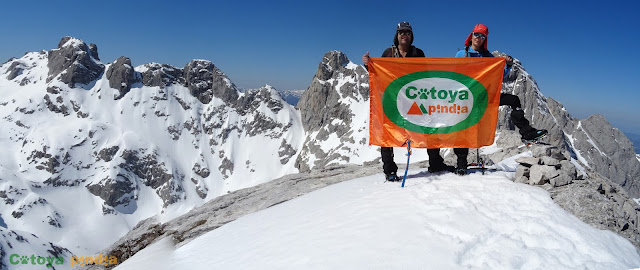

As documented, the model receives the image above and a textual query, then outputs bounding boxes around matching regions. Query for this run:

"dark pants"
[381,147,469,175]
[500,93,534,136]
[428,148,468,168]
[381,147,398,175]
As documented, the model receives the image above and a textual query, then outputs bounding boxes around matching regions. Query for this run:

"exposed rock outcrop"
[47,36,104,87]
[139,63,182,87]
[295,51,371,171]
[106,56,139,99]
[493,52,640,197]
[572,114,640,197]
[182,60,238,104]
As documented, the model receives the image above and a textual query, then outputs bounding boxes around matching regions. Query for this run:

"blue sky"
[1,0,638,134]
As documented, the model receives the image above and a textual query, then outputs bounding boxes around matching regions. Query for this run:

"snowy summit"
[115,170,640,270]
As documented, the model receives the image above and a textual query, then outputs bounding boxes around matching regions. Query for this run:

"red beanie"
[464,24,489,51]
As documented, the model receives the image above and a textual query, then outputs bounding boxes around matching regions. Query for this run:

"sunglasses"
[472,32,486,40]
[398,31,412,36]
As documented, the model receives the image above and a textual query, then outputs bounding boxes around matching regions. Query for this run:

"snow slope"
[0,39,304,259]
[115,171,640,270]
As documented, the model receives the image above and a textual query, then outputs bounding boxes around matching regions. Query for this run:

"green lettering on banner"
[406,86,417,99]
[382,70,488,134]
[9,254,20,265]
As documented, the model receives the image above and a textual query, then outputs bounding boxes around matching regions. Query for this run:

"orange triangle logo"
[407,102,423,115]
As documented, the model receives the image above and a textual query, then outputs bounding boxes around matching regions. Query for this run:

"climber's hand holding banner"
[369,57,505,148]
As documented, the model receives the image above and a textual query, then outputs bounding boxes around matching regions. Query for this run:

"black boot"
[511,109,548,140]
[454,148,468,175]
[385,172,401,182]
[522,129,548,140]
[427,149,455,173]
[381,147,398,177]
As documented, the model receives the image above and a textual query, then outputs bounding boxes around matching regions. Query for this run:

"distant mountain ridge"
[624,131,640,154]
[278,89,305,106]
[1,37,640,269]
[0,36,305,267]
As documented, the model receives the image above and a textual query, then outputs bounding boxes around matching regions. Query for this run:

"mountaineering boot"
[385,172,401,182]
[428,163,455,173]
[522,129,548,141]
[453,148,468,176]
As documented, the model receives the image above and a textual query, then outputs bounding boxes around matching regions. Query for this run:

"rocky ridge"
[1,38,640,269]
[0,36,304,263]
[295,51,377,171]
[492,53,640,197]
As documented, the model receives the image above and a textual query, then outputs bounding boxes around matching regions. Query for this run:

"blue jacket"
[456,47,512,78]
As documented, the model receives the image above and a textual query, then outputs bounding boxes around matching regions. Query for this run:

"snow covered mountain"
[277,89,305,106]
[1,38,640,269]
[80,50,640,269]
[0,37,304,268]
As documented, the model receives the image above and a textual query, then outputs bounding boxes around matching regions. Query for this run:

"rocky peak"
[106,56,139,99]
[47,36,105,87]
[181,60,238,104]
[572,114,640,197]
[295,51,371,171]
[483,54,640,197]
[297,51,367,132]
[138,63,182,87]
[236,85,284,115]
[315,50,350,81]
[88,43,100,61]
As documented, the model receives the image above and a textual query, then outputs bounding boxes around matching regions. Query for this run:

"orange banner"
[369,57,505,148]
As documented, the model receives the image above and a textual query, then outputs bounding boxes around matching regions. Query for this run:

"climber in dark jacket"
[455,24,548,173]
[363,21,463,181]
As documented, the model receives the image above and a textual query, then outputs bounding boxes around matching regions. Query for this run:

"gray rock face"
[234,87,292,138]
[5,61,25,80]
[139,63,182,87]
[47,36,105,87]
[295,51,369,171]
[493,54,564,149]
[192,163,210,178]
[182,60,238,104]
[279,140,296,165]
[515,144,575,188]
[236,86,284,115]
[86,175,137,212]
[88,43,100,61]
[297,51,367,132]
[106,56,139,99]
[117,150,184,207]
[43,94,70,116]
[571,114,640,197]
[138,60,240,105]
[551,172,640,250]
[495,53,640,198]
[97,146,120,162]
